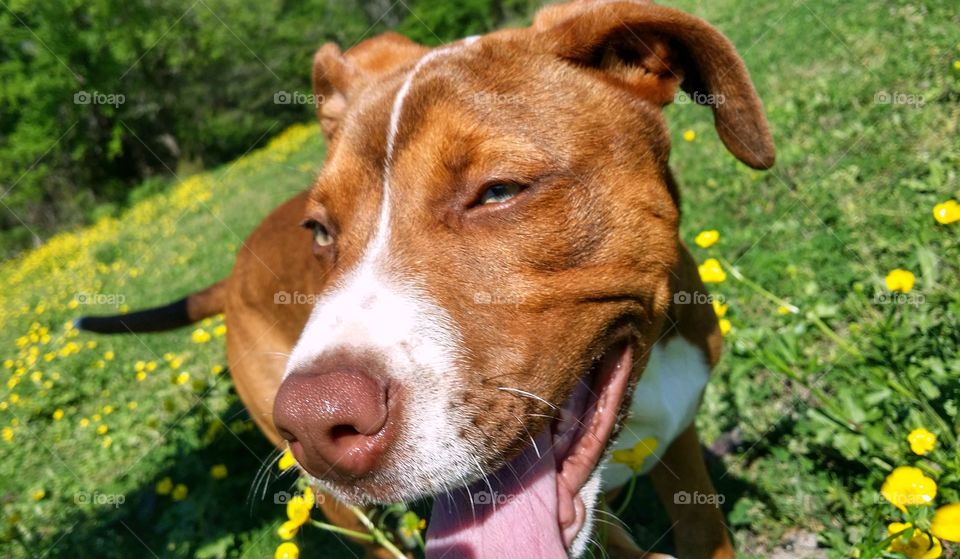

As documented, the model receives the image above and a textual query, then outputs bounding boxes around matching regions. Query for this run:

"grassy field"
[2,1,959,558]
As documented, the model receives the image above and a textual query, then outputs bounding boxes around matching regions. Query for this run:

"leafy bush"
[0,0,365,257]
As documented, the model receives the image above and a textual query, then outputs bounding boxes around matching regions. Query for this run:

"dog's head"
[273,1,772,556]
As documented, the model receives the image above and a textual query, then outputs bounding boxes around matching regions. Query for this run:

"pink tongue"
[425,430,567,559]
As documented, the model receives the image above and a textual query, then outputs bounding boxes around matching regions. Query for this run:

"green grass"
[2,1,959,557]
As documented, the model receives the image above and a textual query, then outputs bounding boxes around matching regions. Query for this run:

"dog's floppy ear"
[312,32,428,141]
[534,0,774,169]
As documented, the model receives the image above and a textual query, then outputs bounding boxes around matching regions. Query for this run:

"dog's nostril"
[272,366,397,479]
[329,424,362,442]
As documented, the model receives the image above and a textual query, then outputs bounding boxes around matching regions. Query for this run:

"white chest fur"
[601,336,711,489]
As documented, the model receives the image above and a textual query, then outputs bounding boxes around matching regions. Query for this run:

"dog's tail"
[75,279,228,334]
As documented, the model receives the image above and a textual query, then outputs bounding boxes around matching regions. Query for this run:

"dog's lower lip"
[552,333,635,545]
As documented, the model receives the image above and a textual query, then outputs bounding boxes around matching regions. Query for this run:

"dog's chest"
[601,335,711,488]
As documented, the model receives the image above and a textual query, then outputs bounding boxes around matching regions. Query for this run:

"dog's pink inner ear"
[536,1,775,170]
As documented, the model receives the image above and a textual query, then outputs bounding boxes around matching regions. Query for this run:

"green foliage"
[0,0,372,255]
[397,0,535,45]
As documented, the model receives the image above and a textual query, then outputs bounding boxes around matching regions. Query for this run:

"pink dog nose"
[273,368,393,479]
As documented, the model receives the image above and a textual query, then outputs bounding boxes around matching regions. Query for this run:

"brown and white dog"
[79,1,774,557]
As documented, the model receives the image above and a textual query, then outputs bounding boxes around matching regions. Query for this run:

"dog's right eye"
[477,183,523,206]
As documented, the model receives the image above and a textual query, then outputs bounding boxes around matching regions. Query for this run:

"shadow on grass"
[32,395,364,559]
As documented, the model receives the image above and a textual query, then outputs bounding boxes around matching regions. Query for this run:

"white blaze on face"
[283,39,481,502]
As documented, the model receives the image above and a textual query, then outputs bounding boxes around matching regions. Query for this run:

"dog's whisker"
[456,471,477,522]
[471,453,497,514]
[594,507,629,530]
[512,414,541,459]
[248,446,284,511]
[497,386,557,410]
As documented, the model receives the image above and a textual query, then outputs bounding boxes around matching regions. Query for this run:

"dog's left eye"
[302,220,334,247]
[477,183,523,206]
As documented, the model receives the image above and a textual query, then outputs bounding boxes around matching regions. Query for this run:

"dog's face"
[273,1,772,556]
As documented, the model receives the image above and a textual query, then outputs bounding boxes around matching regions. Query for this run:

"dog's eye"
[477,183,522,206]
[302,220,334,247]
[312,223,334,246]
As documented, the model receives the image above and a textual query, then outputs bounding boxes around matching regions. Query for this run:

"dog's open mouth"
[425,335,635,558]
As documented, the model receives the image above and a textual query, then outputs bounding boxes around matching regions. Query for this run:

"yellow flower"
[96,424,109,435]
[885,269,915,293]
[712,300,728,318]
[698,258,727,283]
[79,418,90,428]
[31,489,46,501]
[611,437,659,472]
[933,200,960,224]
[882,466,937,511]
[275,542,299,559]
[277,519,300,540]
[103,405,114,415]
[931,503,960,542]
[191,329,211,344]
[155,477,173,495]
[400,511,427,538]
[127,401,138,410]
[174,372,190,385]
[888,523,942,559]
[777,305,792,315]
[718,318,732,336]
[908,428,936,456]
[101,436,112,449]
[682,129,696,142]
[134,361,146,372]
[171,484,188,501]
[52,409,64,421]
[278,449,297,471]
[211,365,224,375]
[213,324,227,337]
[694,230,719,248]
[286,487,315,526]
[103,350,114,361]
[210,464,228,480]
